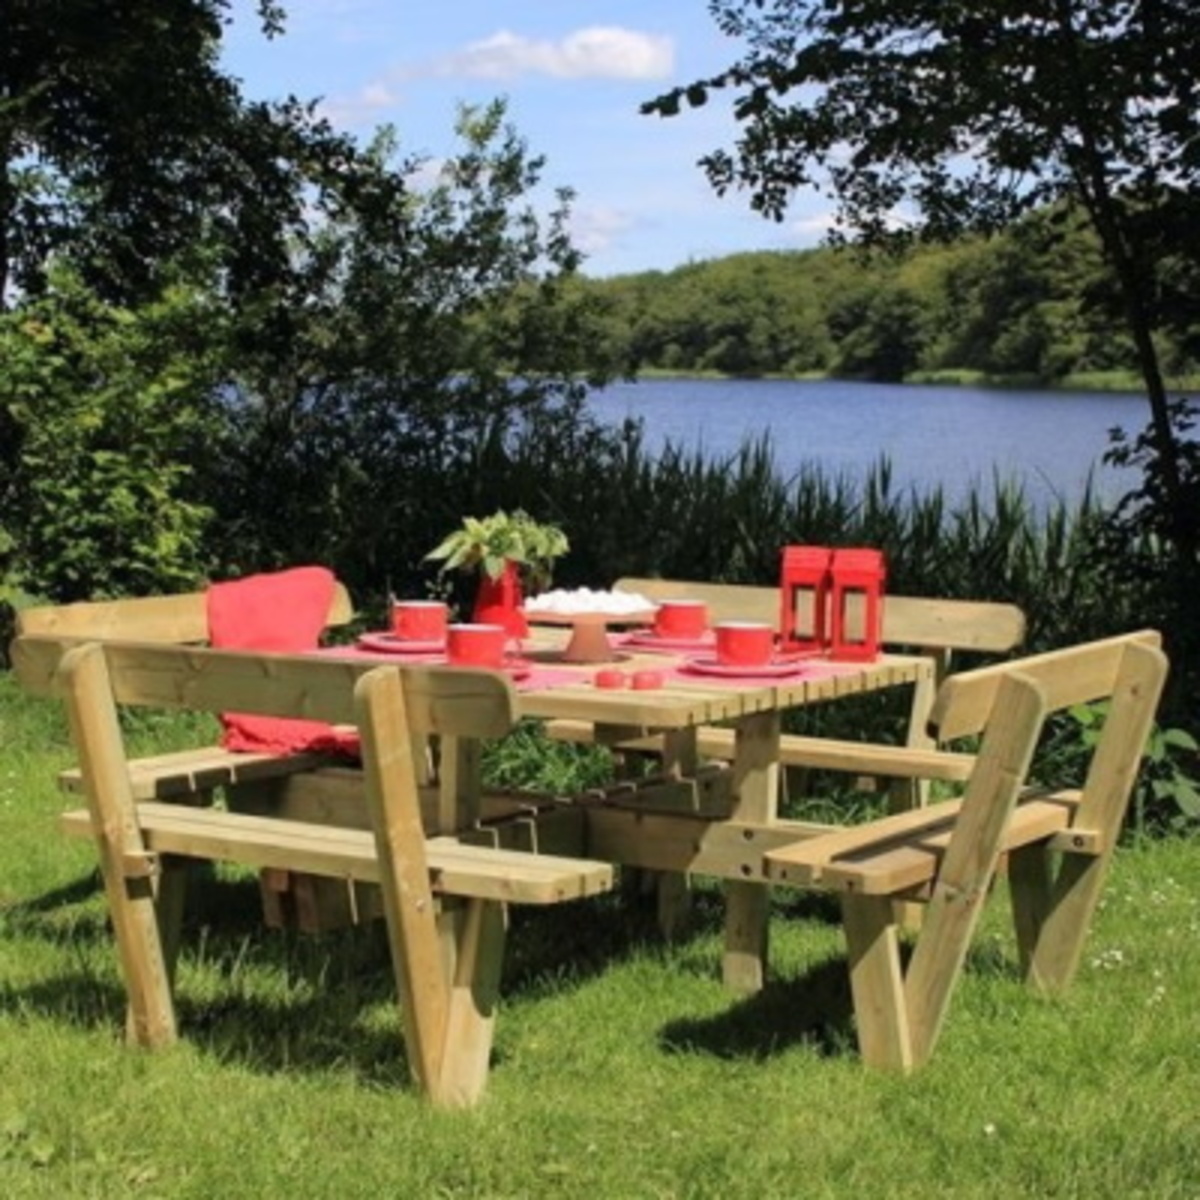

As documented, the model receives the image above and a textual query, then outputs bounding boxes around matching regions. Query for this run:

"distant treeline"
[578,209,1199,384]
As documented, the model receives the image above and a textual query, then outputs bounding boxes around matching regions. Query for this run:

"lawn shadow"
[4,868,728,1089]
[3,868,102,914]
[658,954,858,1062]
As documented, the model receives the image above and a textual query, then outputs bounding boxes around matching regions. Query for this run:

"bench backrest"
[615,576,1025,653]
[832,630,1163,1068]
[14,581,355,644]
[929,629,1164,740]
[13,635,519,1092]
[933,629,1167,866]
[11,636,513,739]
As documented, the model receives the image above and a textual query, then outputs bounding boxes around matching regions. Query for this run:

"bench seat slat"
[60,803,614,905]
[543,719,977,782]
[766,791,1082,895]
[58,746,334,799]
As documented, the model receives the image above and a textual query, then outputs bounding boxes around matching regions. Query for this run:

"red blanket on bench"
[207,566,359,757]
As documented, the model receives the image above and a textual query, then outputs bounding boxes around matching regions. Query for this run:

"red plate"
[621,631,717,653]
[356,632,446,655]
[679,655,815,678]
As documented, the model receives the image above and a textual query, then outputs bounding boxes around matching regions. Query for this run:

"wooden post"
[60,644,178,1048]
[723,709,778,992]
[655,728,698,939]
[354,668,452,1098]
[841,894,912,1070]
[1013,642,1167,994]
[903,673,1045,1066]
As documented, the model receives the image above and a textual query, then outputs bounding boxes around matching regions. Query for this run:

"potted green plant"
[425,510,569,635]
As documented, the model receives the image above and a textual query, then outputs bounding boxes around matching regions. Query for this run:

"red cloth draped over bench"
[207,566,359,757]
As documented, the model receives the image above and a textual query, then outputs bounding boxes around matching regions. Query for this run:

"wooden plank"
[903,673,1046,1066]
[585,808,834,879]
[543,719,976,780]
[701,728,975,781]
[816,797,1078,895]
[517,678,777,730]
[354,665,449,1095]
[432,898,507,1108]
[59,804,614,904]
[930,630,1161,741]
[1015,640,1168,993]
[438,735,482,833]
[13,637,517,738]
[841,894,913,1070]
[615,577,1025,652]
[17,592,212,644]
[15,581,353,644]
[59,645,178,1048]
[723,709,778,992]
[58,746,332,798]
[766,790,1081,890]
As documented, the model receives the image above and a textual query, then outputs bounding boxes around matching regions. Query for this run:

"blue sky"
[219,1,832,277]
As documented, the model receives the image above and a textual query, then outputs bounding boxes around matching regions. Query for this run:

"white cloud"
[429,27,674,82]
[570,204,639,255]
[317,81,400,128]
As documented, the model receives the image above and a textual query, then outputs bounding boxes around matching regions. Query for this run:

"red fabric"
[206,566,359,757]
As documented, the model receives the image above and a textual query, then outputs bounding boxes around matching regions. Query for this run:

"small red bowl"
[631,669,665,690]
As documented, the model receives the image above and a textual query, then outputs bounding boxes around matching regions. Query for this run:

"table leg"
[723,709,779,992]
[655,729,699,938]
[438,735,482,832]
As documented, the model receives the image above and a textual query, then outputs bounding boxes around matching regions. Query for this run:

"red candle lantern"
[779,545,832,652]
[828,548,886,661]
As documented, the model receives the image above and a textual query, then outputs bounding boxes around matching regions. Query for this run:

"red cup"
[390,600,449,642]
[594,668,627,690]
[654,600,709,640]
[446,623,507,668]
[714,621,775,668]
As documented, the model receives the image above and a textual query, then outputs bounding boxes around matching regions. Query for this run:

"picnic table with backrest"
[12,635,615,1108]
[10,592,1165,1098]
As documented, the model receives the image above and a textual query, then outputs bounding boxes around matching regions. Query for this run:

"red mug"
[714,621,775,668]
[654,600,709,640]
[390,600,449,642]
[446,623,507,668]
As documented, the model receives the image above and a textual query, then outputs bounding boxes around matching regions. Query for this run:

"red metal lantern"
[828,548,886,661]
[779,545,832,653]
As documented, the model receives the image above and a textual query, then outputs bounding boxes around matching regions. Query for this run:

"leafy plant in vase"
[425,510,569,638]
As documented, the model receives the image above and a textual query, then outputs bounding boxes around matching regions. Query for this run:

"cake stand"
[522,609,657,663]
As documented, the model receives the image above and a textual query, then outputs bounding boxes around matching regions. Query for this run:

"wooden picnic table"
[410,628,935,992]
[15,618,1164,1102]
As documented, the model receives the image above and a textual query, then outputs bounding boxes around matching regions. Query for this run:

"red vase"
[472,560,529,638]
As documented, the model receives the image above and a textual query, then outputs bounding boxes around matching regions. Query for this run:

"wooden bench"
[763,630,1167,1071]
[16,580,365,927]
[546,577,1024,803]
[12,636,614,1107]
[16,580,356,796]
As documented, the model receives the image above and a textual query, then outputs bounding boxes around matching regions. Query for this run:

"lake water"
[585,378,1149,510]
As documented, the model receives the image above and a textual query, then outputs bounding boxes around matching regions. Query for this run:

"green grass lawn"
[3,673,1200,1198]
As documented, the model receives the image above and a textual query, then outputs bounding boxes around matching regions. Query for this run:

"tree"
[644,0,1200,551]
[0,1,387,308]
[184,101,623,598]
[0,266,222,598]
